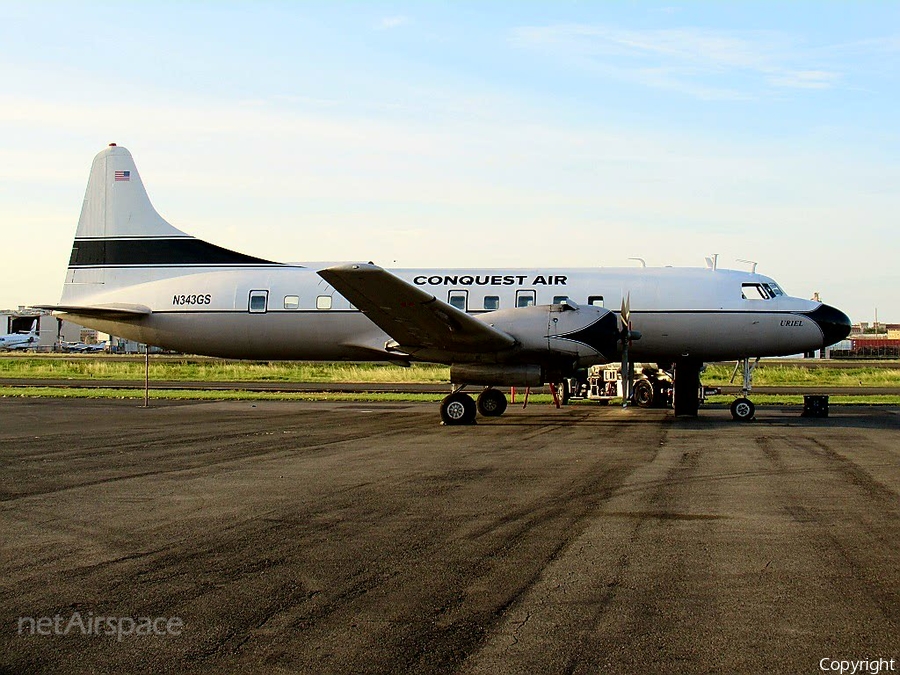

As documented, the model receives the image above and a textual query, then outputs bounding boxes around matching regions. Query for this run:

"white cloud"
[511,24,842,98]
[378,15,410,30]
[768,69,841,89]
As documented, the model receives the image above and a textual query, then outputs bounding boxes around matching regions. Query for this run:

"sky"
[1,1,898,323]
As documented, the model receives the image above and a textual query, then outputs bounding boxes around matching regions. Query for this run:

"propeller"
[619,293,642,407]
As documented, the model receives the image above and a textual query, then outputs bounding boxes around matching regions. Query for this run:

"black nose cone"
[807,304,852,346]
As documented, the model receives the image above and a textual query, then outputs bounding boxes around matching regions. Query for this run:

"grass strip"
[0,359,449,383]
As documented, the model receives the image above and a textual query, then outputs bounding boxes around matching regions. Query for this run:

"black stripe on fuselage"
[68,237,285,267]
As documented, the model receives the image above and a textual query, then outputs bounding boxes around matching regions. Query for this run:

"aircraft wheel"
[730,397,755,422]
[633,379,654,408]
[441,392,477,425]
[476,388,508,417]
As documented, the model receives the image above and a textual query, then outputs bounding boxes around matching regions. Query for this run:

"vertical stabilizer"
[60,145,280,305]
[76,143,188,239]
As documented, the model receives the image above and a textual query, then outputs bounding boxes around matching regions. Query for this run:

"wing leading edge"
[318,263,516,358]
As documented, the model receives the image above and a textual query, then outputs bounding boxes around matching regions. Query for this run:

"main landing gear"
[729,357,759,422]
[440,386,510,425]
[440,389,478,425]
[476,387,508,417]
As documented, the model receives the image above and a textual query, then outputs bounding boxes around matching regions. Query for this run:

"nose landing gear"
[730,397,756,422]
[729,357,759,421]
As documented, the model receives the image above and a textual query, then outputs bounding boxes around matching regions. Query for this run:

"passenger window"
[448,290,467,311]
[553,296,569,305]
[283,295,300,310]
[483,296,500,311]
[248,290,268,313]
[316,295,333,310]
[742,284,769,300]
[516,290,536,308]
[588,295,604,307]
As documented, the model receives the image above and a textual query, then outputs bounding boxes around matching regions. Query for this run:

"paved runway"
[1,399,898,674]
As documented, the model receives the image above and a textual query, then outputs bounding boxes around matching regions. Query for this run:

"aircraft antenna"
[737,259,758,274]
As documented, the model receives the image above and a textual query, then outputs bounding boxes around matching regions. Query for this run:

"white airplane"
[0,320,39,351]
[63,341,106,353]
[40,144,851,423]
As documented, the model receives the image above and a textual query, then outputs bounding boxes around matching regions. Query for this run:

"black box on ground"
[802,395,829,418]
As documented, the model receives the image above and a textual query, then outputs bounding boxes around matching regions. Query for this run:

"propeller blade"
[619,292,638,407]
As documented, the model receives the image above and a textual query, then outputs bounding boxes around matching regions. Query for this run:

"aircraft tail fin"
[60,145,280,306]
[74,143,189,240]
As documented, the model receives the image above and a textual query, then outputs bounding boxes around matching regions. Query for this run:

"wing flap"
[318,264,515,355]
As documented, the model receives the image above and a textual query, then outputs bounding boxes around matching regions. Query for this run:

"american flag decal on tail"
[114,170,130,181]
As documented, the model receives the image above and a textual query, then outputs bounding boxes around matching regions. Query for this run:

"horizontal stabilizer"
[318,263,515,355]
[35,303,152,318]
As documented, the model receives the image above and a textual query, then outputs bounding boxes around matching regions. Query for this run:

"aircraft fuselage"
[62,262,841,365]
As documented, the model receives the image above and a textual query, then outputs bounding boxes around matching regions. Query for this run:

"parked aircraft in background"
[40,145,851,423]
[63,341,107,353]
[0,320,39,351]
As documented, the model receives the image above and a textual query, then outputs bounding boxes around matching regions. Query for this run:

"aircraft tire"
[730,397,755,422]
[476,388,508,417]
[441,392,477,425]
[633,379,655,408]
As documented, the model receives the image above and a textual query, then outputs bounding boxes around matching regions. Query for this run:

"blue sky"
[1,2,898,323]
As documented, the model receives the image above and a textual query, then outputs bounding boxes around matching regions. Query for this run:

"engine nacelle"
[450,363,544,387]
[477,302,619,363]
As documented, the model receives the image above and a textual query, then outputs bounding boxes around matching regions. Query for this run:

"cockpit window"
[764,282,784,297]
[742,283,770,300]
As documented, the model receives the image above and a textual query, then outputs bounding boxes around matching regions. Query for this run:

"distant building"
[0,309,145,352]
[1,309,79,350]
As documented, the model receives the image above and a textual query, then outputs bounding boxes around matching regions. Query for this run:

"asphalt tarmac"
[1,399,898,674]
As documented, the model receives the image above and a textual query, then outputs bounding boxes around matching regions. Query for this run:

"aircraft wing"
[35,303,152,318]
[318,263,516,355]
